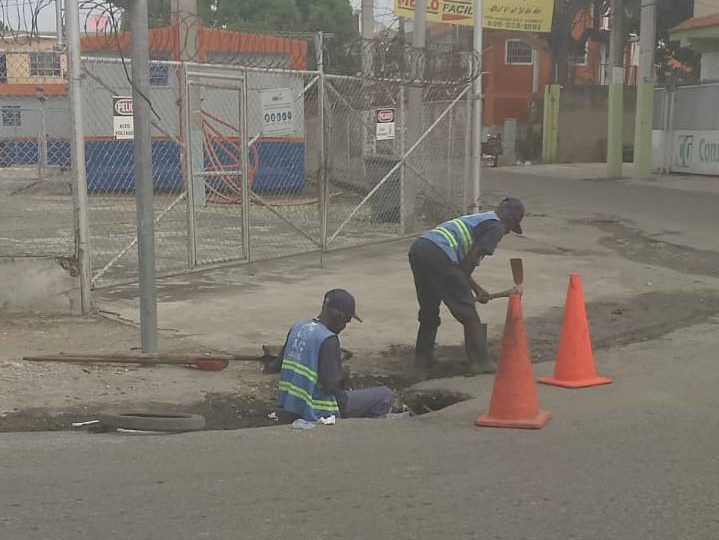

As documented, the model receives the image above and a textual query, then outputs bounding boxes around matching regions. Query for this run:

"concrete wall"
[700,51,719,82]
[0,256,81,314]
[652,84,719,174]
[556,86,637,163]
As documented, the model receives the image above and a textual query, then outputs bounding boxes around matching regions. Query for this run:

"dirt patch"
[3,290,719,432]
[401,389,471,416]
[0,387,471,432]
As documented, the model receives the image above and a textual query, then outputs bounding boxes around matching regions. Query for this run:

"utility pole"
[55,0,64,49]
[403,0,426,232]
[606,0,625,178]
[130,0,158,352]
[66,0,92,314]
[361,0,375,75]
[633,0,657,180]
[470,0,483,211]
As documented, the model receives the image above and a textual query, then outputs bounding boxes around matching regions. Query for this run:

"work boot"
[415,323,439,368]
[464,321,495,377]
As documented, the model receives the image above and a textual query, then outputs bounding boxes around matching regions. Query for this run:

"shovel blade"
[510,258,524,286]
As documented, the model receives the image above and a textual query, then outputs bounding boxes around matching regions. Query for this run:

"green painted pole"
[543,85,550,162]
[633,82,655,179]
[633,0,657,180]
[607,0,624,178]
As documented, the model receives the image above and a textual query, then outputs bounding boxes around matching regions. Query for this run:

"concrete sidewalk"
[97,210,719,357]
[501,162,719,195]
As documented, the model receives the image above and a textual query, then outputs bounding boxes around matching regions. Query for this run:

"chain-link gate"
[183,69,249,267]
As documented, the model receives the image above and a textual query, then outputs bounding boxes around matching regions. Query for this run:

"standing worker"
[408,198,525,375]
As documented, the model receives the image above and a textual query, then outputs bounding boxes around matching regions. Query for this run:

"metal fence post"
[447,105,453,203]
[399,84,406,232]
[130,0,158,352]
[471,0,483,212]
[37,91,48,180]
[241,73,251,262]
[463,85,472,212]
[180,65,197,267]
[66,0,92,314]
[315,32,328,252]
[664,84,677,174]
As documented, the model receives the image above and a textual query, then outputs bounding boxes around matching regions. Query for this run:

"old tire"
[99,412,206,432]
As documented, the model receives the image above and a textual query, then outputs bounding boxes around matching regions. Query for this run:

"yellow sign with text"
[393,0,555,33]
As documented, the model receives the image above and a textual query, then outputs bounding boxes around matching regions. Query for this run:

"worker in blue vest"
[277,289,393,422]
[409,198,525,376]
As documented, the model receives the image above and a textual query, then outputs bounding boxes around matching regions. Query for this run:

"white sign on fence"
[375,108,396,141]
[112,96,134,140]
[671,130,719,175]
[260,88,294,136]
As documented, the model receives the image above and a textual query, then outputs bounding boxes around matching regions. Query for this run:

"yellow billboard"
[393,0,555,33]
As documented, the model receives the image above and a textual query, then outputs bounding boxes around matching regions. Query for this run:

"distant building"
[671,1,719,82]
[405,6,638,129]
[0,28,308,194]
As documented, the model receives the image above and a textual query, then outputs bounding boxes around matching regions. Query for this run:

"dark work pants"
[342,386,393,418]
[408,237,487,367]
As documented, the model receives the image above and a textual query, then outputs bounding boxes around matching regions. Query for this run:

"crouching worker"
[277,289,393,422]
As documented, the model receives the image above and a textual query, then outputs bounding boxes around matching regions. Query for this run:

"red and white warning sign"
[113,96,134,140]
[376,107,396,141]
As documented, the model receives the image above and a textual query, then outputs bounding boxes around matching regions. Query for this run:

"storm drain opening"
[400,389,472,416]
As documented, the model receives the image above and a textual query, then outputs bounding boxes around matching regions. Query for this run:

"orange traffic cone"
[539,273,612,389]
[476,295,551,429]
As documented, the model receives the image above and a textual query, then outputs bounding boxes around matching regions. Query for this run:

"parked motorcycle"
[481,133,503,167]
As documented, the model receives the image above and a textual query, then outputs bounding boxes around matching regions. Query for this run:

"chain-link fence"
[79,55,473,286]
[0,20,477,290]
[0,46,75,259]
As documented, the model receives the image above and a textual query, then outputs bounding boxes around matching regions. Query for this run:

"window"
[30,52,61,77]
[2,106,21,127]
[505,40,533,65]
[0,55,6,84]
[149,64,169,86]
[570,42,589,66]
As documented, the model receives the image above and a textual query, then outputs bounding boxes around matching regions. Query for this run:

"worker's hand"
[475,288,490,304]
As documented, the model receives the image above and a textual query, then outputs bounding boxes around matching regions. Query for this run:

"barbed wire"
[0,2,479,85]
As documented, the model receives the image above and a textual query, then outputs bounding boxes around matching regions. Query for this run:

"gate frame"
[183,68,251,268]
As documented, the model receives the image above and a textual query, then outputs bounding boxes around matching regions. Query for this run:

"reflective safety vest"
[422,211,500,263]
[277,320,341,421]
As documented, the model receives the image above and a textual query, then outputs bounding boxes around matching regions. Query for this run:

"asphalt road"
[484,168,718,253]
[2,169,719,539]
[1,319,718,540]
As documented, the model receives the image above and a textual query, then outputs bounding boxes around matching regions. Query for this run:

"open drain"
[400,389,471,416]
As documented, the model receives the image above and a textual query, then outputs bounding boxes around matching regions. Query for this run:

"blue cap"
[323,289,362,322]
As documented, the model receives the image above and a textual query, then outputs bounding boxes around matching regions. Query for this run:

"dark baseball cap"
[323,289,362,322]
[498,197,524,234]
